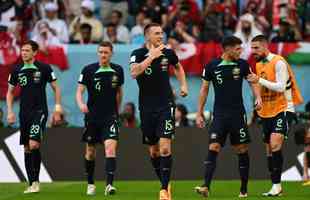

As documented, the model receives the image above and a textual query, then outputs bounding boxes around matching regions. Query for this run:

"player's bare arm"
[116,86,123,114]
[174,63,188,97]
[130,44,165,79]
[6,83,16,125]
[196,80,210,128]
[76,84,89,113]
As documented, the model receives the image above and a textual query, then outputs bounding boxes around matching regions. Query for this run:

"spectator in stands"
[103,23,120,44]
[234,13,262,59]
[100,0,128,25]
[200,0,223,42]
[130,11,151,44]
[63,0,82,23]
[297,0,310,41]
[103,10,130,43]
[244,0,269,33]
[32,0,67,22]
[169,20,196,43]
[175,104,189,127]
[33,2,69,43]
[70,23,93,44]
[0,107,4,128]
[168,0,201,25]
[140,0,168,28]
[32,20,61,53]
[271,19,302,42]
[9,18,28,46]
[120,102,139,128]
[69,0,103,43]
[0,0,32,31]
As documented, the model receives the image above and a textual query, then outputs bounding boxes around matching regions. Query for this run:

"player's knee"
[105,147,116,157]
[85,146,96,160]
[160,147,171,156]
[149,146,160,158]
[235,145,248,154]
[270,142,282,152]
[29,142,40,150]
[209,143,221,152]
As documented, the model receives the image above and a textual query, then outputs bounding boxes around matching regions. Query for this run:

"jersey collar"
[21,63,38,70]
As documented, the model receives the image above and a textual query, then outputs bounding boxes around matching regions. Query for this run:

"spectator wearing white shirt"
[33,2,69,43]
[103,10,129,43]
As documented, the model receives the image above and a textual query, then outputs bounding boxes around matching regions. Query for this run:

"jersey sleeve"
[202,63,212,81]
[46,65,57,82]
[243,61,251,77]
[78,67,88,85]
[130,50,139,65]
[8,68,19,86]
[168,49,179,66]
[118,66,124,86]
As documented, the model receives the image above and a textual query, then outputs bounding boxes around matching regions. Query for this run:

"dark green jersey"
[8,61,57,117]
[78,62,124,123]
[130,47,178,111]
[202,58,251,116]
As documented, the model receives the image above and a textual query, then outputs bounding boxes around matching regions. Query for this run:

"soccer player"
[130,23,188,200]
[76,41,124,196]
[195,36,262,198]
[6,40,63,193]
[247,35,303,196]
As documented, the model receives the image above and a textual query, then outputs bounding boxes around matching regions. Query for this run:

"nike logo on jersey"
[214,71,222,74]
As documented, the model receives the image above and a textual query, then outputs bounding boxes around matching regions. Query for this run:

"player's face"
[251,41,266,61]
[147,26,164,47]
[97,46,112,64]
[230,44,242,60]
[21,44,36,62]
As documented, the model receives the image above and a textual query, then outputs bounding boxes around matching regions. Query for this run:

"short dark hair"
[98,41,113,51]
[22,40,39,51]
[112,10,122,19]
[222,36,242,49]
[144,22,161,35]
[251,35,268,43]
[80,23,92,32]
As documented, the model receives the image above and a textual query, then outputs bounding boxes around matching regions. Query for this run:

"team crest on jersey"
[111,75,118,88]
[232,67,240,80]
[160,57,168,71]
[33,71,41,83]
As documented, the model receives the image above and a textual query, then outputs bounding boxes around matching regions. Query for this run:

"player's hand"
[79,103,89,113]
[180,85,188,97]
[51,111,62,126]
[196,114,205,128]
[247,71,259,83]
[7,111,16,125]
[149,44,165,60]
[254,97,262,110]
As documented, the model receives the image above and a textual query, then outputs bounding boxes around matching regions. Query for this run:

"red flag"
[35,46,69,71]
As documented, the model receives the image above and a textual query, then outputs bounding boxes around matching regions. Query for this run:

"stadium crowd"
[0,0,310,47]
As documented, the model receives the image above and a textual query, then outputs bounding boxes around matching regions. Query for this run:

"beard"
[253,54,265,62]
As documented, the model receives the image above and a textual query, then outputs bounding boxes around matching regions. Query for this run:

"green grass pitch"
[0,180,309,200]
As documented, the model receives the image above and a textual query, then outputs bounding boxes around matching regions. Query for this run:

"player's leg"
[302,144,310,185]
[195,117,226,198]
[157,106,175,200]
[104,139,117,195]
[25,112,46,193]
[20,121,34,189]
[149,144,161,181]
[231,114,250,197]
[85,143,96,195]
[233,144,249,198]
[263,113,287,196]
